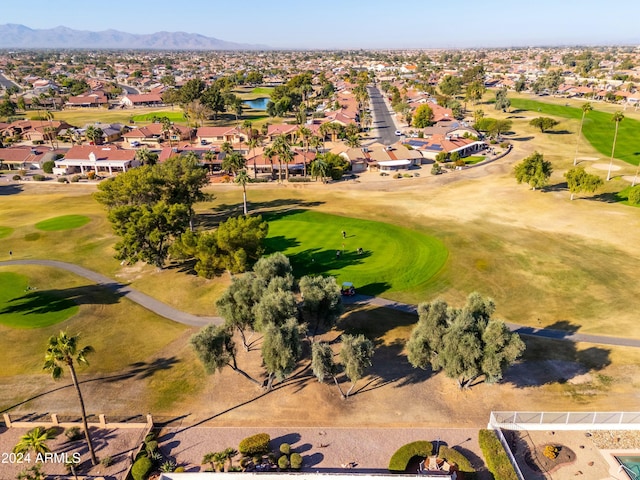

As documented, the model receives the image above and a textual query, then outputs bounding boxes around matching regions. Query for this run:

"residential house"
[0,120,73,144]
[0,146,54,170]
[405,134,486,160]
[120,93,163,108]
[54,145,139,175]
[123,123,193,147]
[65,91,109,108]
[196,126,248,145]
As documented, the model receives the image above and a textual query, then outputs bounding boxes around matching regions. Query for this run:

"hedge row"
[478,429,519,480]
[388,441,433,472]
[239,433,271,456]
[438,446,476,479]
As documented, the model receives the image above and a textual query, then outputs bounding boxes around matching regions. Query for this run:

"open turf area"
[34,214,91,231]
[131,111,186,123]
[510,98,640,165]
[263,210,448,295]
[0,271,78,328]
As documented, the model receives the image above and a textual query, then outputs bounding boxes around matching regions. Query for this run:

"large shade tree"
[340,334,374,398]
[43,332,97,465]
[406,293,525,389]
[262,318,305,389]
[514,151,553,190]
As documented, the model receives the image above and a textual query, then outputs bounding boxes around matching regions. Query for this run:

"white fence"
[488,411,640,431]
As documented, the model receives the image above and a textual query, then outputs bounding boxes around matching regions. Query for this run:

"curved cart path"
[0,259,221,327]
[2,259,639,348]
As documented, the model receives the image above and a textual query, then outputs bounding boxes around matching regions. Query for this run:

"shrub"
[32,174,46,181]
[87,171,96,180]
[403,173,412,178]
[388,441,433,472]
[543,445,558,460]
[450,152,460,162]
[144,432,157,443]
[278,455,290,470]
[379,172,388,176]
[628,185,640,205]
[57,177,69,183]
[435,152,448,162]
[290,452,302,470]
[18,169,27,176]
[393,173,402,179]
[12,175,21,181]
[500,142,510,149]
[131,456,153,480]
[145,440,158,454]
[431,163,442,175]
[239,433,270,456]
[174,466,185,473]
[42,160,55,174]
[478,429,518,480]
[71,175,81,182]
[288,177,311,182]
[65,427,83,442]
[438,446,475,478]
[100,456,113,467]
[160,460,177,472]
[279,443,291,455]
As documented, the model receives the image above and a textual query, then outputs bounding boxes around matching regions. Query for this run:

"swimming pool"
[616,456,640,479]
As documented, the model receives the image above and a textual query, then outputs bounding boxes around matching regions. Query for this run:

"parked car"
[131,141,140,147]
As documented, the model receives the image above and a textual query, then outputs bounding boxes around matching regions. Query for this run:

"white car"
[395,130,402,136]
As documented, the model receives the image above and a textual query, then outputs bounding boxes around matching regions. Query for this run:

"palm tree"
[221,141,234,155]
[345,135,361,148]
[264,146,276,180]
[297,126,312,177]
[43,331,97,466]
[247,137,260,179]
[607,111,624,181]
[235,169,250,215]
[310,157,328,183]
[85,126,103,145]
[309,134,323,154]
[222,151,246,177]
[272,134,293,182]
[13,427,55,455]
[360,110,372,132]
[574,102,593,165]
[160,116,173,148]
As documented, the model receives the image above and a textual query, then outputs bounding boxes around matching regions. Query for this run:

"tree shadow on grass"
[541,181,568,193]
[510,136,535,142]
[0,184,24,195]
[502,329,611,388]
[546,130,572,135]
[263,246,372,278]
[587,191,625,204]
[197,200,325,229]
[0,284,124,316]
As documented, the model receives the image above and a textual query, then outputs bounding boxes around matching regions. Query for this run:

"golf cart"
[341,282,356,296]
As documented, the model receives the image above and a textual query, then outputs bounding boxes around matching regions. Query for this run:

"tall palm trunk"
[68,362,97,465]
[242,186,247,215]
[607,122,620,181]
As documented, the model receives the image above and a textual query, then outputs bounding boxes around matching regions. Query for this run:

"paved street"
[0,72,21,90]
[368,85,399,146]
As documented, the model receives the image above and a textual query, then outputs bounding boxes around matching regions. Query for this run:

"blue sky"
[3,0,639,49]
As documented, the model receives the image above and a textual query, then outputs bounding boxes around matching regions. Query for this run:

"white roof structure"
[160,473,455,480]
[377,160,411,167]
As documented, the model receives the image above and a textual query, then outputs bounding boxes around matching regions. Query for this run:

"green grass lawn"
[465,156,485,165]
[0,226,13,239]
[263,210,448,296]
[510,98,640,166]
[41,107,187,128]
[131,111,186,123]
[0,271,79,328]
[35,215,91,231]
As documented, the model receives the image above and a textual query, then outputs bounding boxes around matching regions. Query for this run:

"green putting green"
[131,111,186,123]
[35,215,91,231]
[264,210,448,296]
[0,272,79,328]
[511,98,640,166]
[0,226,13,239]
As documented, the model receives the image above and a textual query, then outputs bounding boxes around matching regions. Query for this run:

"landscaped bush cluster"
[239,433,270,456]
[277,442,302,471]
[71,175,81,182]
[57,177,69,183]
[288,177,311,182]
[64,426,83,442]
[388,440,433,472]
[42,160,55,174]
[12,175,21,181]
[543,444,559,460]
[129,431,177,480]
[628,185,640,205]
[478,429,519,480]
[32,174,46,181]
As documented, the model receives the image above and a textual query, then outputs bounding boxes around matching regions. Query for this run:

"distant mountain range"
[0,24,269,50]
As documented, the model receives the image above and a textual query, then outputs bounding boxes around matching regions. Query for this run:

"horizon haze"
[2,0,640,50]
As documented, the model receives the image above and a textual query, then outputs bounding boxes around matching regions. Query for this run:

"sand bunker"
[592,163,621,171]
